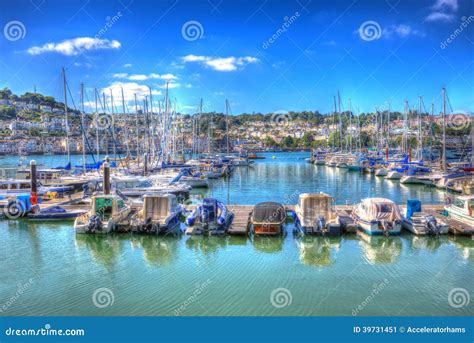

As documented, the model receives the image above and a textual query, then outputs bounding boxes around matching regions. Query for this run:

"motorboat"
[294,193,342,236]
[249,202,286,236]
[130,194,183,235]
[444,195,474,230]
[26,205,86,221]
[375,168,388,177]
[185,198,234,235]
[400,166,433,185]
[74,194,132,234]
[351,198,402,235]
[385,169,403,180]
[401,200,448,235]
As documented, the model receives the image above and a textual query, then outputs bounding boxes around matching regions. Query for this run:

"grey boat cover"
[253,202,286,223]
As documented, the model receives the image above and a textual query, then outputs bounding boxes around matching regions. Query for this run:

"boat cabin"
[92,195,127,222]
[142,194,178,222]
[296,193,336,227]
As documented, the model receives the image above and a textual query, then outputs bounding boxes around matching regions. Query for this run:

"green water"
[0,152,472,316]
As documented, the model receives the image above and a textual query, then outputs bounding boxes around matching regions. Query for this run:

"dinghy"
[185,198,234,236]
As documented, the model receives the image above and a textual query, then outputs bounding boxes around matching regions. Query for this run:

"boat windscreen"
[95,198,113,220]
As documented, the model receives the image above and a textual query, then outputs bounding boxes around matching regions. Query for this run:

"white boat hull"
[386,171,402,180]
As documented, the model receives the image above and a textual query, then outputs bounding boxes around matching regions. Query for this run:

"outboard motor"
[425,215,439,235]
[315,215,326,234]
[380,220,392,236]
[87,215,102,233]
[143,217,153,234]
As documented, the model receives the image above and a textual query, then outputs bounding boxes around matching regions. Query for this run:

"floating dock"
[4,195,472,237]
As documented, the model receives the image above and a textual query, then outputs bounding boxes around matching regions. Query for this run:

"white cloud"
[383,24,425,38]
[425,12,455,22]
[113,73,128,78]
[425,0,458,22]
[113,73,178,81]
[123,63,132,68]
[181,55,259,72]
[101,82,162,105]
[27,37,121,56]
[431,0,458,12]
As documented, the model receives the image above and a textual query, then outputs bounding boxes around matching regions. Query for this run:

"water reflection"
[130,235,180,266]
[75,234,124,269]
[403,234,449,253]
[357,232,402,264]
[252,235,284,254]
[185,236,227,254]
[449,236,474,261]
[295,236,341,266]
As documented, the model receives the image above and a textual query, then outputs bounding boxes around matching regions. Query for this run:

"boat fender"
[186,209,198,226]
[106,219,115,233]
[216,201,227,226]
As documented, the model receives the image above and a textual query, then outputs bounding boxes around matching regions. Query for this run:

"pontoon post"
[30,160,37,205]
[103,162,110,195]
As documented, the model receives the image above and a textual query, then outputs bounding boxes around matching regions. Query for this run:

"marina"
[0,152,472,317]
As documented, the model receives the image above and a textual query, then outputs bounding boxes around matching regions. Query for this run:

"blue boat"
[26,206,86,221]
[185,198,234,235]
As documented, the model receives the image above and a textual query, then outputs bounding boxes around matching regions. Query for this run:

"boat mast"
[103,92,108,156]
[94,88,100,160]
[386,102,391,155]
[348,98,352,153]
[148,87,155,158]
[403,100,408,156]
[80,83,86,172]
[332,95,337,151]
[62,67,70,163]
[442,87,447,171]
[134,93,140,159]
[418,95,423,161]
[225,99,230,154]
[121,86,131,158]
[430,103,434,163]
[110,89,117,158]
[337,90,343,151]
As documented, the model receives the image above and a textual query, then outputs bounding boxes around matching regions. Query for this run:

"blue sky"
[0,0,473,114]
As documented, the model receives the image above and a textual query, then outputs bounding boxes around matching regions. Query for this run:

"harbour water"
[0,152,472,316]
